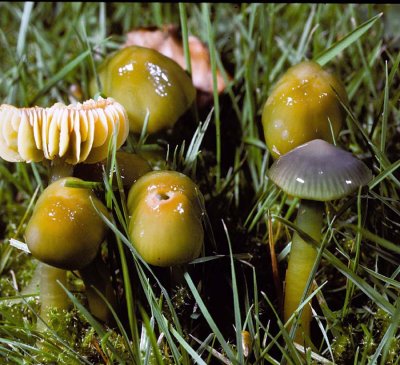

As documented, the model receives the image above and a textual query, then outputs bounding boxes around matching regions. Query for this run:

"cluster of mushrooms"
[1,39,372,350]
[0,45,204,325]
[262,61,372,345]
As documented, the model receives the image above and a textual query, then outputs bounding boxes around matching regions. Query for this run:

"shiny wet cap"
[268,139,372,201]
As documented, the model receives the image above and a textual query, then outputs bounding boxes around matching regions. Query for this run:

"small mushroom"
[262,61,348,160]
[268,139,372,344]
[90,46,196,134]
[124,24,227,105]
[0,97,129,324]
[127,170,204,267]
[25,177,109,271]
[24,176,115,322]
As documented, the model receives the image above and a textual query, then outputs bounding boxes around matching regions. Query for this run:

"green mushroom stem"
[48,159,74,184]
[283,199,323,344]
[37,161,74,326]
[38,263,69,329]
[79,253,117,323]
[169,263,189,288]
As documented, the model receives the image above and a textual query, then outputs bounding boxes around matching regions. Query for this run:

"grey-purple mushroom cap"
[268,139,372,201]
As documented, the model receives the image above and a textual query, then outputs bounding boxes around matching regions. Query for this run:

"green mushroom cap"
[91,46,196,134]
[262,61,348,160]
[268,139,372,201]
[25,177,109,270]
[127,170,204,267]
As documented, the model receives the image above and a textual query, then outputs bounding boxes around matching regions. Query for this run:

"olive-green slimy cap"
[268,139,372,201]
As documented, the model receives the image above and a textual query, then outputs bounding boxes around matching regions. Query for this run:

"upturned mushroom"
[262,61,348,160]
[0,97,129,323]
[127,170,204,267]
[90,46,196,134]
[0,97,129,166]
[268,139,372,344]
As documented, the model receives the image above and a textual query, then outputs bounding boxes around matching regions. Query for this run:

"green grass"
[1,2,400,364]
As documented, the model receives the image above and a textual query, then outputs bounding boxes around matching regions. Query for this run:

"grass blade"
[223,221,243,362]
[184,272,237,363]
[274,215,396,316]
[314,12,383,66]
[202,3,222,191]
[16,2,33,59]
[29,49,91,104]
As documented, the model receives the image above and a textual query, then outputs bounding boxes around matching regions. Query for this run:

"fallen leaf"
[124,24,228,96]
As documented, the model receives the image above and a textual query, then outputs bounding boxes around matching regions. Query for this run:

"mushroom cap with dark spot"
[268,139,372,201]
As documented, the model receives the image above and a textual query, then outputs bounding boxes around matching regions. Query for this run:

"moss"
[0,248,37,297]
[35,307,133,364]
[0,299,39,327]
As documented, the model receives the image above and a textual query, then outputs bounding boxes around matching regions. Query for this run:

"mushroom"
[123,24,227,106]
[127,170,204,268]
[25,177,109,271]
[262,61,348,160]
[24,177,115,322]
[0,97,129,167]
[268,139,372,344]
[0,97,129,323]
[90,46,196,134]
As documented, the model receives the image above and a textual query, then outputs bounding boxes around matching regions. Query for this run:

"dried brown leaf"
[124,25,227,96]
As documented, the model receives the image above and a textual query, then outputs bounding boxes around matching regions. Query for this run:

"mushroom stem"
[49,159,74,184]
[169,263,188,288]
[284,199,323,344]
[37,161,74,326]
[79,253,117,323]
[38,263,69,329]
